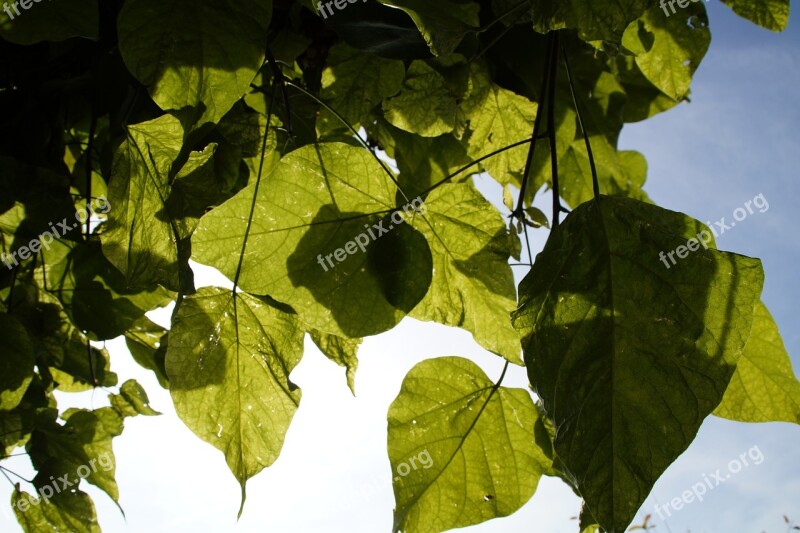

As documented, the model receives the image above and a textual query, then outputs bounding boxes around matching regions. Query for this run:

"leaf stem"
[514,32,556,220]
[561,42,600,199]
[546,32,562,227]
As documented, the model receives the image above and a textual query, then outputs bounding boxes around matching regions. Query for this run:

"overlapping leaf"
[118,0,272,126]
[193,142,432,338]
[722,0,790,31]
[715,300,800,424]
[319,44,406,133]
[378,0,479,56]
[0,313,34,411]
[13,489,100,533]
[528,0,650,43]
[409,183,521,364]
[622,4,710,101]
[512,196,764,531]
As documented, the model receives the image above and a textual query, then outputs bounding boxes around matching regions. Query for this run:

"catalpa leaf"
[714,300,800,424]
[166,287,304,512]
[461,66,539,187]
[193,142,432,338]
[0,0,98,45]
[101,115,183,291]
[118,0,272,126]
[622,4,710,101]
[383,61,463,138]
[378,0,480,56]
[309,330,361,395]
[409,183,521,364]
[388,357,550,533]
[0,313,34,411]
[528,0,650,43]
[110,380,161,418]
[30,407,124,505]
[13,489,100,533]
[319,43,406,134]
[721,0,789,31]
[512,196,764,531]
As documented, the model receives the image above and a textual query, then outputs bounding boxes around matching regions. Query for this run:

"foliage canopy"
[0,0,796,531]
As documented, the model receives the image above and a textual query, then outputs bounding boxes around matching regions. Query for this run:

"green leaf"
[165,287,304,512]
[13,489,100,533]
[376,122,472,199]
[124,317,170,388]
[101,115,184,291]
[30,407,124,505]
[558,137,650,208]
[0,0,98,45]
[528,0,650,43]
[110,380,160,418]
[409,182,521,364]
[721,0,789,31]
[512,196,764,531]
[378,0,480,56]
[714,301,800,424]
[462,66,539,186]
[118,0,272,126]
[193,142,432,338]
[383,61,463,138]
[309,330,361,395]
[319,44,406,134]
[0,313,35,411]
[621,5,710,101]
[36,240,172,340]
[388,356,550,533]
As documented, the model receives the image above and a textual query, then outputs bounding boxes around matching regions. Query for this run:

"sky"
[1,3,799,532]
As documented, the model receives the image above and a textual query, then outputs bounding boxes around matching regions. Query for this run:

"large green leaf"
[193,142,432,338]
[388,357,550,533]
[117,0,272,126]
[409,182,521,364]
[165,287,304,511]
[622,4,710,101]
[714,301,800,424]
[0,313,35,411]
[512,196,764,531]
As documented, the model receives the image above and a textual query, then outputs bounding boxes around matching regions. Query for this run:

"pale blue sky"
[1,3,798,532]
